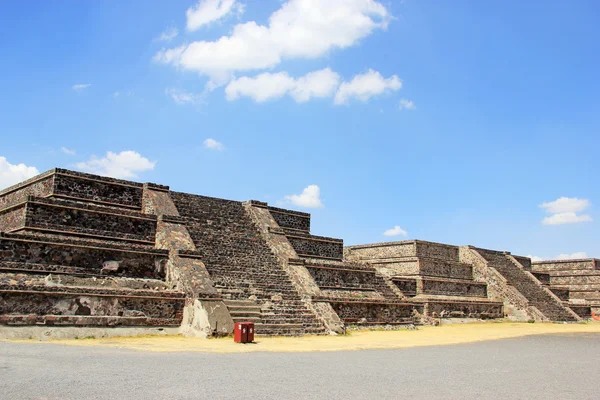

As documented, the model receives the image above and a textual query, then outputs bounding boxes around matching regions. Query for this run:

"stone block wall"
[0,169,145,211]
[306,265,379,291]
[415,241,460,261]
[346,241,460,262]
[370,257,473,280]
[52,170,143,209]
[0,233,168,279]
[346,241,416,260]
[268,206,310,232]
[532,259,599,273]
[421,278,487,297]
[0,289,184,327]
[0,173,55,211]
[286,233,343,260]
[328,301,414,324]
[425,300,503,319]
[20,197,156,242]
[0,206,26,232]
[392,278,417,296]
[419,258,473,280]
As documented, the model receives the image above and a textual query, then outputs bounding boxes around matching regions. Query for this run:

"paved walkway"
[2,333,600,399]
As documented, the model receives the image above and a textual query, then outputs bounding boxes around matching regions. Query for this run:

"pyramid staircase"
[170,192,327,336]
[471,248,580,321]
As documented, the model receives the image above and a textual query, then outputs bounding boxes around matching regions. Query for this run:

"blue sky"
[0,0,598,259]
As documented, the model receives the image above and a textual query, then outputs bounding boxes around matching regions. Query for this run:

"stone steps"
[169,190,328,335]
[474,249,579,321]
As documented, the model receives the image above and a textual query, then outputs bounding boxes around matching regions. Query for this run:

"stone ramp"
[471,248,580,321]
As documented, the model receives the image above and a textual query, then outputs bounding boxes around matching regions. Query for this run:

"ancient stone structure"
[0,169,592,338]
[530,258,599,318]
[345,241,504,320]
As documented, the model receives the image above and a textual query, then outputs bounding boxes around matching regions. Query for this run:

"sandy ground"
[7,321,600,353]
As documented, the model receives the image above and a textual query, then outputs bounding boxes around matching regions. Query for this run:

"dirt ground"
[7,321,600,353]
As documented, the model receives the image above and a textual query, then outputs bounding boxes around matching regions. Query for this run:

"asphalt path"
[1,333,599,399]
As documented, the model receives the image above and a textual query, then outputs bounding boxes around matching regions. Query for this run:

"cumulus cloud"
[72,84,91,91]
[165,88,203,105]
[540,197,592,225]
[225,68,340,103]
[0,157,40,190]
[155,0,390,80]
[186,0,244,31]
[284,185,324,208]
[540,197,590,214]
[75,151,156,179]
[383,225,408,237]
[542,212,592,225]
[61,147,76,156]
[334,69,401,105]
[203,138,224,150]
[399,98,416,110]
[156,27,179,42]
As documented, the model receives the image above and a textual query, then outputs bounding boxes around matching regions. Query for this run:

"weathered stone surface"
[0,207,25,232]
[1,168,591,338]
[268,206,310,232]
[144,186,233,337]
[53,170,143,208]
[346,241,460,262]
[286,233,343,260]
[142,185,179,216]
[0,234,167,279]
[0,171,55,210]
[20,197,156,243]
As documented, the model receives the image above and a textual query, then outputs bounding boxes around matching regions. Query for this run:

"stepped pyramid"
[0,168,591,339]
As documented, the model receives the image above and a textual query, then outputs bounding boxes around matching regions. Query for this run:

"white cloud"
[225,68,340,103]
[556,252,588,260]
[156,0,390,80]
[383,225,408,237]
[539,197,592,225]
[156,27,179,42]
[75,151,156,179]
[399,98,416,110]
[61,147,76,156]
[540,197,590,214]
[0,157,40,190]
[542,212,592,225]
[334,69,401,105]
[204,138,224,150]
[186,0,244,31]
[72,84,91,91]
[165,88,203,105]
[527,252,589,262]
[284,185,324,208]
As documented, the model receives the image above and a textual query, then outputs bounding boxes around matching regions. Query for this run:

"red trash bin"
[234,322,248,343]
[246,322,255,343]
